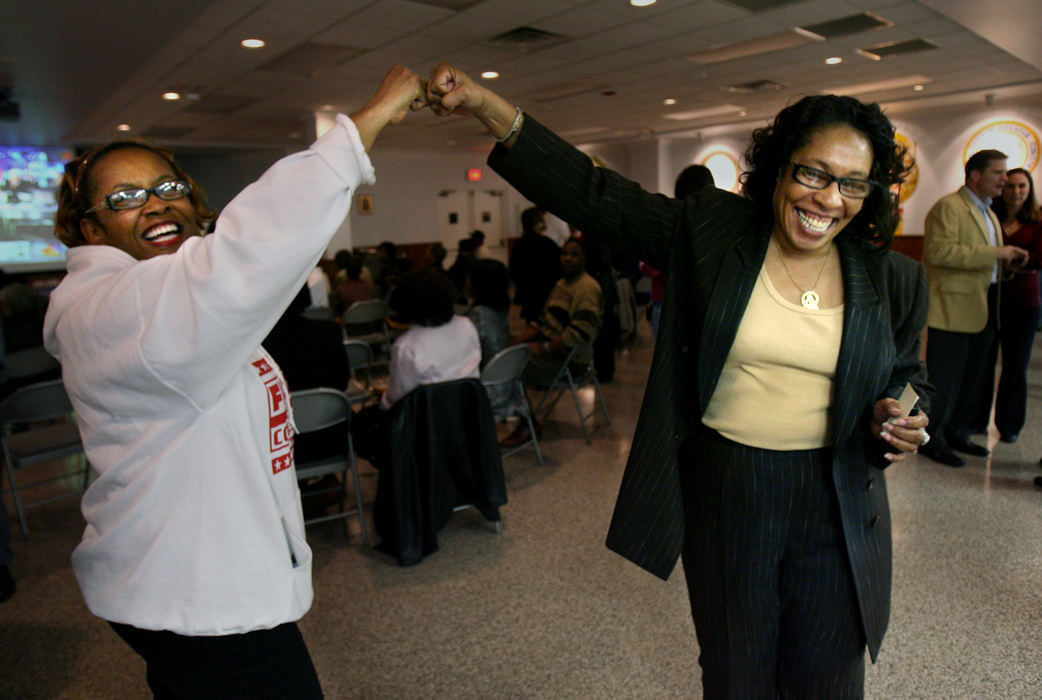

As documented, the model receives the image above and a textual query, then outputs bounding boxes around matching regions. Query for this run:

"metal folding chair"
[342,299,391,365]
[480,345,543,464]
[530,343,611,445]
[0,379,88,536]
[291,388,370,544]
[343,339,377,406]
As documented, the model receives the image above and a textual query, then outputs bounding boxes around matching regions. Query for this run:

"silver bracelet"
[495,107,523,143]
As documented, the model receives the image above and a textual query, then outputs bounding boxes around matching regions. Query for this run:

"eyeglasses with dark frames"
[789,162,877,199]
[86,179,192,213]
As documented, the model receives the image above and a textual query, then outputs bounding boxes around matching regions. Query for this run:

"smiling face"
[79,148,202,260]
[771,124,874,256]
[1002,171,1032,211]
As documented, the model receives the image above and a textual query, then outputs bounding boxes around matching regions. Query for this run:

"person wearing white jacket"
[43,65,426,699]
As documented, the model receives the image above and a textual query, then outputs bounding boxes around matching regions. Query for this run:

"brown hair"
[55,141,215,248]
[991,167,1042,225]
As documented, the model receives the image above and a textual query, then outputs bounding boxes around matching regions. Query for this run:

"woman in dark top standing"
[425,63,931,698]
[991,168,1042,443]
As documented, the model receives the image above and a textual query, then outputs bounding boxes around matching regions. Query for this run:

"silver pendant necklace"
[773,238,831,310]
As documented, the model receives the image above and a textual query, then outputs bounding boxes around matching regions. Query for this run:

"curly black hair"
[388,267,458,327]
[742,95,911,248]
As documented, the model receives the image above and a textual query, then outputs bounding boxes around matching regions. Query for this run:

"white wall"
[892,104,1042,234]
[177,102,1042,256]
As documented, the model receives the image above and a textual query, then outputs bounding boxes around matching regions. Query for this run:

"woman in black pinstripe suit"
[426,64,931,699]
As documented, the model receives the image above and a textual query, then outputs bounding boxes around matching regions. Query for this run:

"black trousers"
[680,428,865,699]
[926,285,999,447]
[109,621,323,700]
[995,302,1041,437]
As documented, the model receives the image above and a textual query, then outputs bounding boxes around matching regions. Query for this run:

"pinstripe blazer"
[489,116,930,660]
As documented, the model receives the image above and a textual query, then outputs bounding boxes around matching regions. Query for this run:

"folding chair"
[343,339,377,406]
[291,388,370,544]
[530,343,611,445]
[342,299,391,364]
[0,379,88,537]
[4,347,60,380]
[480,345,542,464]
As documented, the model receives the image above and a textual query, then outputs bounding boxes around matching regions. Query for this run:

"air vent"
[257,42,365,76]
[140,126,193,140]
[529,81,604,103]
[859,38,937,60]
[724,0,804,11]
[799,12,891,39]
[490,26,567,47]
[686,29,821,65]
[184,94,253,115]
[722,80,784,94]
[411,0,480,8]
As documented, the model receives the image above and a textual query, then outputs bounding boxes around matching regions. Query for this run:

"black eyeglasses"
[789,163,877,199]
[86,179,192,213]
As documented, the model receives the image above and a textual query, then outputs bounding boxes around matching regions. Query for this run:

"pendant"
[801,290,820,310]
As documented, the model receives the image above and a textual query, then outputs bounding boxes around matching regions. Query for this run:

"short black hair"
[674,164,715,198]
[388,268,457,327]
[468,259,511,312]
[742,94,911,248]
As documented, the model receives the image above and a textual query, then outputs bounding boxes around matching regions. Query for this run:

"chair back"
[0,379,74,426]
[291,388,352,434]
[344,340,374,388]
[4,347,60,380]
[480,345,530,388]
[342,299,389,325]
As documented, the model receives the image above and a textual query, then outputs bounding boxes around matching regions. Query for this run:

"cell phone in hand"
[896,383,919,418]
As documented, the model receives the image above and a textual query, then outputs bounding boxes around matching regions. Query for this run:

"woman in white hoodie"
[43,66,425,699]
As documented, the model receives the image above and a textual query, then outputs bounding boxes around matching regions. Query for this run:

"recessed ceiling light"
[663,98,676,105]
[913,84,924,91]
[241,38,265,49]
[631,0,657,6]
[481,71,499,79]
[116,124,131,132]
[825,56,843,65]
[162,91,181,101]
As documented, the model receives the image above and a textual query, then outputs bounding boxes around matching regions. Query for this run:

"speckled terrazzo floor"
[2,317,1041,699]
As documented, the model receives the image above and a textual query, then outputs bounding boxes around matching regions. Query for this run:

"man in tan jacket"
[920,149,1028,466]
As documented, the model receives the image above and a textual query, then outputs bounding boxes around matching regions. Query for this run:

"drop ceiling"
[1,0,1040,153]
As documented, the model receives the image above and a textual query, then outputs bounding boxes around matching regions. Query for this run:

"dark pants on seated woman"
[680,428,865,699]
[109,621,323,699]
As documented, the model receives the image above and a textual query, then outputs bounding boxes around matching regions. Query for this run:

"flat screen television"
[0,146,72,273]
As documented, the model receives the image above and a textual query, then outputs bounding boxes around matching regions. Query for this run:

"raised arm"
[426,63,682,271]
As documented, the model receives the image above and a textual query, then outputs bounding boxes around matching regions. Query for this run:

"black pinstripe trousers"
[680,427,866,699]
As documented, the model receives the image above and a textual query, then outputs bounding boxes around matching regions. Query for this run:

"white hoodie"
[43,115,373,635]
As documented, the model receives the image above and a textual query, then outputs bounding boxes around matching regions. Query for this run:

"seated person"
[504,238,604,444]
[466,259,525,420]
[306,265,331,309]
[353,268,481,461]
[333,253,378,319]
[515,237,604,382]
[263,285,350,514]
[263,285,348,462]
